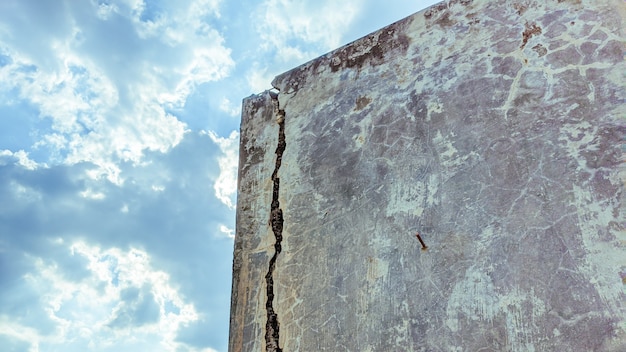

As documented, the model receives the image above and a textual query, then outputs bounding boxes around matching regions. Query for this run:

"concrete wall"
[229,0,626,351]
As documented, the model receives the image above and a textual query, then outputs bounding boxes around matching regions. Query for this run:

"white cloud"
[0,0,233,183]
[255,0,363,62]
[79,188,106,200]
[219,97,241,117]
[95,2,119,20]
[8,241,203,351]
[0,149,39,170]
[0,138,235,350]
[218,225,235,239]
[0,319,42,352]
[205,130,239,209]
[245,63,276,93]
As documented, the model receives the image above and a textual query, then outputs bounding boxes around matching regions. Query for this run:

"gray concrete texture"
[229,0,626,351]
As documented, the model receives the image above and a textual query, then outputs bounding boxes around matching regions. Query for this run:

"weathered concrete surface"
[230,0,626,351]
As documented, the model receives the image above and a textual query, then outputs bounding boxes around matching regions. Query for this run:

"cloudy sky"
[0,1,440,351]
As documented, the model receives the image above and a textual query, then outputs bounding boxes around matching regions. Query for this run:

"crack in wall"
[265,91,285,352]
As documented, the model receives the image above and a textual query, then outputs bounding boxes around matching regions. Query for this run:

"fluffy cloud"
[244,63,276,94]
[0,149,38,170]
[0,0,233,183]
[0,242,201,352]
[205,130,239,209]
[218,97,241,117]
[0,131,234,351]
[254,0,363,63]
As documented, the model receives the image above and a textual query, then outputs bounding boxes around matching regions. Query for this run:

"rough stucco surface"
[230,0,626,351]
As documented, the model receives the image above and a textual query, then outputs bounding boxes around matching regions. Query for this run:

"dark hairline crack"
[265,90,285,352]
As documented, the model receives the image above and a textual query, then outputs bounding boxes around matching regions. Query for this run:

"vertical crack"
[266,91,285,352]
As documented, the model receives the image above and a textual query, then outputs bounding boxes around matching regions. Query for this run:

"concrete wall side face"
[233,0,626,351]
[230,92,278,352]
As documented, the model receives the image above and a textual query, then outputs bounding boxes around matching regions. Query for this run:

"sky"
[0,1,441,351]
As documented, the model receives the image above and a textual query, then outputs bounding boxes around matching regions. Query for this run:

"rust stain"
[512,3,527,15]
[521,22,542,49]
[355,96,372,111]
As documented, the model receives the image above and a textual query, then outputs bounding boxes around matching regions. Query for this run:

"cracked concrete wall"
[229,0,626,351]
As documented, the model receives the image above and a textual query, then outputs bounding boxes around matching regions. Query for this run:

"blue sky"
[0,1,440,351]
